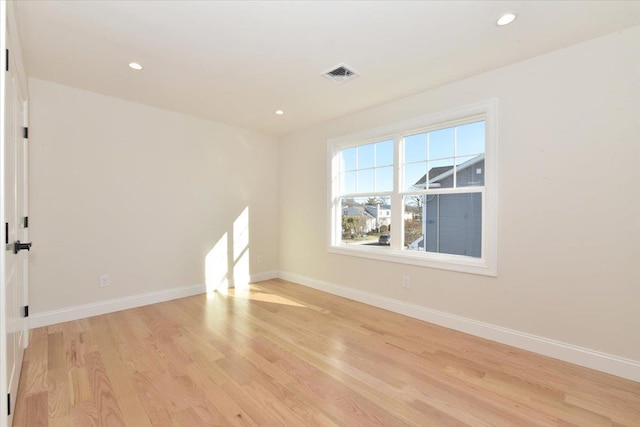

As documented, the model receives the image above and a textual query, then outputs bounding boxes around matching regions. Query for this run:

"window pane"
[376,166,393,192]
[428,158,454,189]
[343,171,357,194]
[422,193,482,257]
[457,121,485,157]
[357,169,374,193]
[403,196,424,250]
[429,127,454,160]
[376,140,393,166]
[341,197,391,248]
[404,162,427,191]
[456,155,484,187]
[358,144,375,169]
[342,147,357,171]
[404,133,427,163]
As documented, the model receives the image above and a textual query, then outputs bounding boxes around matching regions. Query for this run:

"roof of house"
[363,204,391,217]
[412,154,484,188]
[413,166,454,187]
[342,206,375,218]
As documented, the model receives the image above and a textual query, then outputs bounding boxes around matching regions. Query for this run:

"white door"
[1,28,29,426]
[16,97,29,352]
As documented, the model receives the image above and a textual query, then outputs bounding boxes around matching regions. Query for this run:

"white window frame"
[327,99,498,276]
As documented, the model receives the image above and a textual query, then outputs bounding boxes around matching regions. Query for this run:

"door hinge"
[4,49,8,72]
[24,216,29,228]
[23,305,29,318]
[7,393,10,416]
[4,223,8,245]
[23,127,28,139]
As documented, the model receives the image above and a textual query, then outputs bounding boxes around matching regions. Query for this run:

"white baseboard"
[30,284,206,328]
[28,271,640,382]
[279,271,640,382]
[30,270,279,328]
[251,270,280,283]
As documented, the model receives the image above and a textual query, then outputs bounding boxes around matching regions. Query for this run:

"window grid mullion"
[392,135,402,250]
[355,146,359,193]
[426,131,430,190]
[453,126,457,189]
[401,186,484,197]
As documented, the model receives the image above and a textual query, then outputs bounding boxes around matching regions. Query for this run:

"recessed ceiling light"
[128,62,143,70]
[496,12,517,26]
[275,110,284,115]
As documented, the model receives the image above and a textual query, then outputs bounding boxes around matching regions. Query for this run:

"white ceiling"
[15,1,640,136]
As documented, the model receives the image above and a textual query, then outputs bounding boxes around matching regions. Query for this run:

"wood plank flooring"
[13,279,640,426]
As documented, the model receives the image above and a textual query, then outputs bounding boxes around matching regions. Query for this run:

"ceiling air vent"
[323,64,359,84]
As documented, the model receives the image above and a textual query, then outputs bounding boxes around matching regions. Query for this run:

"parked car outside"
[378,234,390,245]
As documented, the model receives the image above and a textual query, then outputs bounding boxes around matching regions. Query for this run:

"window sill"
[327,244,497,277]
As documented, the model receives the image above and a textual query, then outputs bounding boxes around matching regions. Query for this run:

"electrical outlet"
[257,255,264,264]
[402,276,411,289]
[99,275,110,288]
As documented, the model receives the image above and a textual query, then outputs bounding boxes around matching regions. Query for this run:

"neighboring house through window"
[328,100,497,276]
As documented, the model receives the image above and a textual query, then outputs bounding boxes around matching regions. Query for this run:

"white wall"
[278,27,640,362]
[29,78,279,315]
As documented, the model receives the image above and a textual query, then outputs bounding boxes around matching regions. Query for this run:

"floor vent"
[323,64,359,84]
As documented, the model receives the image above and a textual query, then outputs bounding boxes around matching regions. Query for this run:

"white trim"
[327,245,494,276]
[25,271,640,381]
[250,270,280,283]
[0,2,9,424]
[30,284,206,328]
[29,272,279,328]
[279,271,640,382]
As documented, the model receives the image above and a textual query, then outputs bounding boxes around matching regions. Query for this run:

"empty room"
[1,1,639,426]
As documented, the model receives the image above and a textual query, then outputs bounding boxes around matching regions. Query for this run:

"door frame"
[1,1,30,425]
[1,1,9,423]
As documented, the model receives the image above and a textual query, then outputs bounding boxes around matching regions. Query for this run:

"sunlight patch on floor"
[229,289,306,307]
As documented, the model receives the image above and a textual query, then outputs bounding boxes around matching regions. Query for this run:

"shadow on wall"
[205,206,251,293]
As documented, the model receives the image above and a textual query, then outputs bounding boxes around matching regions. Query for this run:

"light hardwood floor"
[13,279,640,426]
